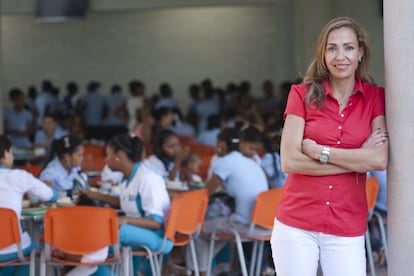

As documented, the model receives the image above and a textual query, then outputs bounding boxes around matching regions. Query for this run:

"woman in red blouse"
[271,17,388,276]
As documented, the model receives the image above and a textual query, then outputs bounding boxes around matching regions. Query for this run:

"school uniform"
[186,151,269,272]
[261,152,287,188]
[118,163,173,274]
[39,158,84,193]
[0,167,57,257]
[34,126,69,147]
[3,108,33,148]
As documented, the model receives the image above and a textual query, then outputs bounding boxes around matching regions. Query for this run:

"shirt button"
[338,126,342,130]
[340,114,345,118]
[337,141,341,145]
[329,185,333,189]
[326,201,330,206]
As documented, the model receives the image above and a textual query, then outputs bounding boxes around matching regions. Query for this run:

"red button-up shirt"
[277,76,385,236]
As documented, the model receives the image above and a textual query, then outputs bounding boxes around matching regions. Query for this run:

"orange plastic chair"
[40,206,128,276]
[128,189,209,276]
[365,176,380,276]
[83,143,106,157]
[17,164,43,177]
[172,189,209,275]
[206,187,284,276]
[0,207,36,276]
[82,155,107,173]
[189,143,216,156]
[177,135,196,146]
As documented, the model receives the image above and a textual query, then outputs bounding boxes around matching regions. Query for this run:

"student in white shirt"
[144,129,190,181]
[0,135,57,276]
[186,128,269,274]
[81,134,173,275]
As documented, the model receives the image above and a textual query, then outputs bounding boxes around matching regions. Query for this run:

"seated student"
[179,151,203,188]
[3,88,33,149]
[238,125,263,164]
[185,128,268,275]
[144,129,190,181]
[81,134,173,274]
[34,112,69,149]
[39,135,88,198]
[131,106,154,145]
[261,127,287,188]
[150,107,175,140]
[197,114,222,147]
[0,135,57,276]
[170,108,196,137]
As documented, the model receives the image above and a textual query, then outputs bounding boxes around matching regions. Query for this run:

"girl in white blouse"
[0,135,57,276]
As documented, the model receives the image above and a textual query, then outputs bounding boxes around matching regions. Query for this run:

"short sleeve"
[371,87,385,120]
[284,84,307,119]
[139,171,170,218]
[39,168,57,186]
[212,156,231,182]
[20,170,55,202]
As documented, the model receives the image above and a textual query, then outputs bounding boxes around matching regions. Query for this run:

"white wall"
[1,5,285,112]
[0,0,384,114]
[292,0,384,85]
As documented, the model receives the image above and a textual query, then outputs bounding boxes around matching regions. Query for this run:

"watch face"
[320,154,329,163]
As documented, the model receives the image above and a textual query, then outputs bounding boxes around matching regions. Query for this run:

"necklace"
[332,89,351,107]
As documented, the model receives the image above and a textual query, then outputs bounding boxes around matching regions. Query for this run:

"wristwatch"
[319,146,330,164]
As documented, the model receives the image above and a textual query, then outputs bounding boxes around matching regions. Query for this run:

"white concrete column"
[0,14,3,134]
[383,0,414,275]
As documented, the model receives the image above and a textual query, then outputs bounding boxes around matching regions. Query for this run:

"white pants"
[271,219,366,276]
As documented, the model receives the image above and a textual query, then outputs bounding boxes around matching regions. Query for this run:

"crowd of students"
[3,78,297,148]
[0,125,286,275]
[1,76,387,275]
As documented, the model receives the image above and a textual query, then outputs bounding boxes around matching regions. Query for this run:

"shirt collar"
[121,162,140,185]
[323,75,366,99]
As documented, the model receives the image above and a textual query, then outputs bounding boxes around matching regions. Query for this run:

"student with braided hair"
[81,134,173,274]
[39,135,87,198]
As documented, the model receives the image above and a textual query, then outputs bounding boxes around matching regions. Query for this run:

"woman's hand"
[362,128,388,149]
[302,138,321,160]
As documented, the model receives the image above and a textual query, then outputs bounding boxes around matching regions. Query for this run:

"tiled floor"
[371,266,387,276]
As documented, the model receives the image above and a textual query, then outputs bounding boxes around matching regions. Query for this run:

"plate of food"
[21,206,48,216]
[56,196,75,207]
